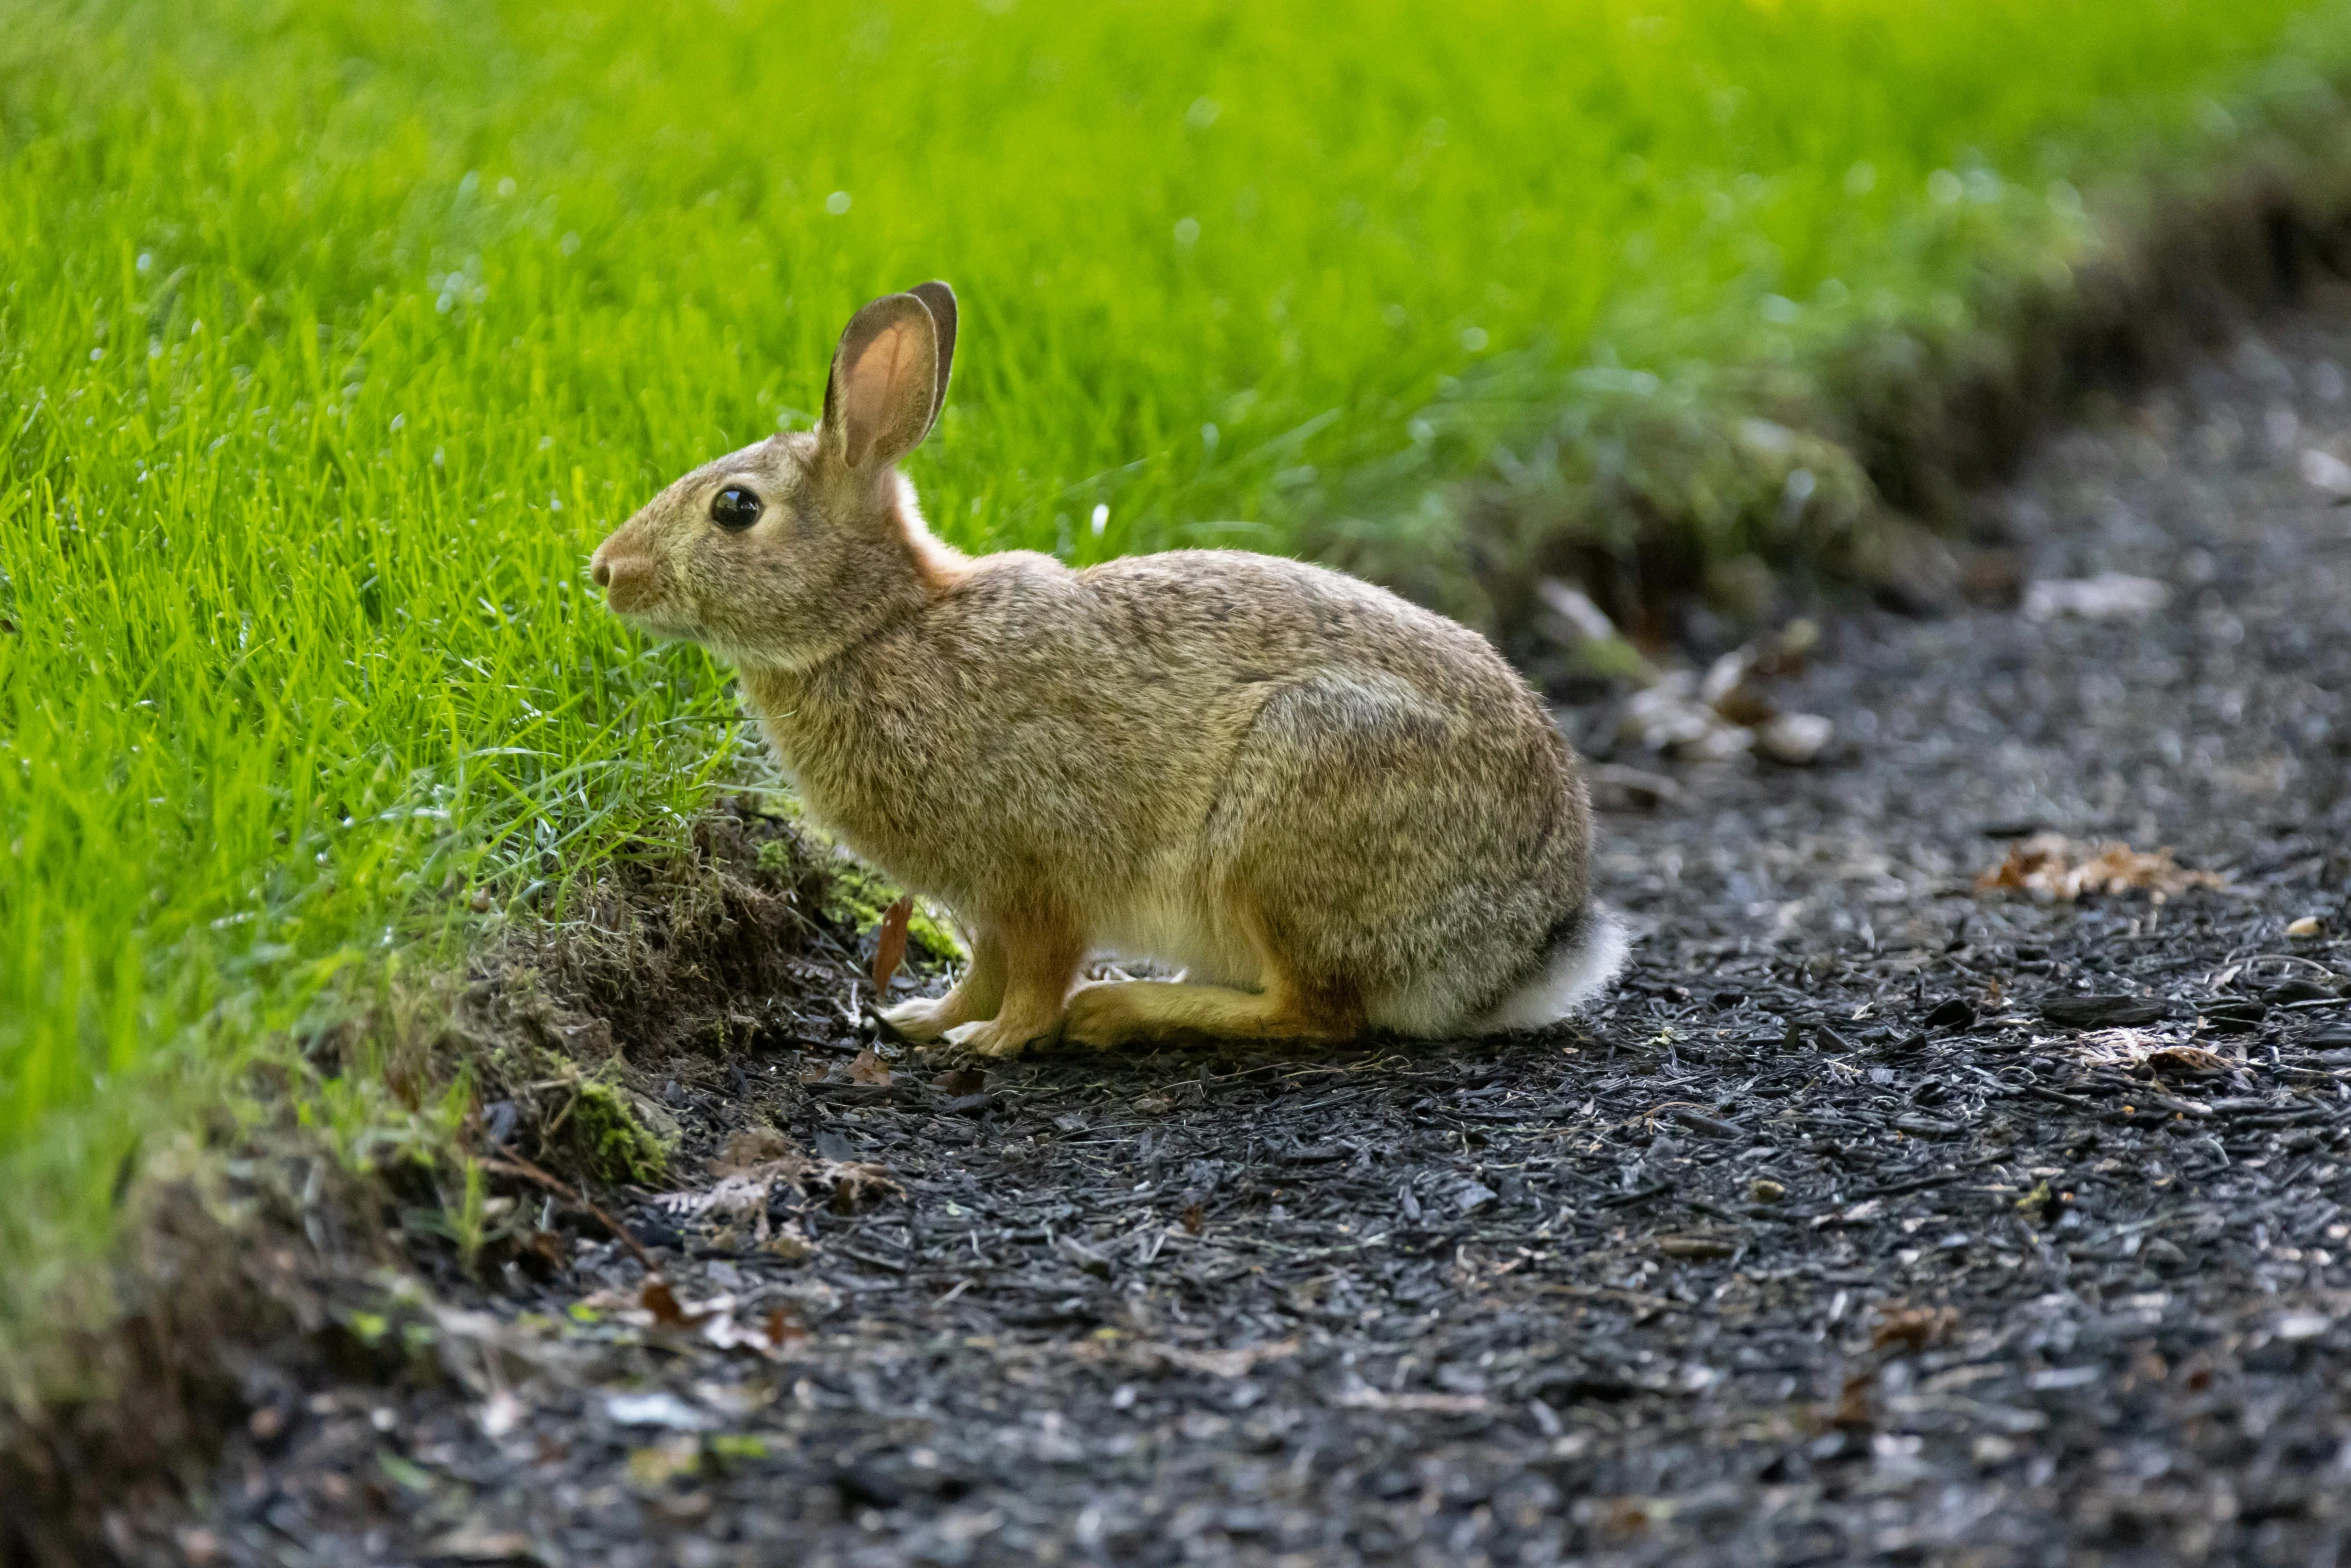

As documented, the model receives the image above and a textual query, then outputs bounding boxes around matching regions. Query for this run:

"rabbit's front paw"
[879,994,959,1043]
[942,1015,1058,1058]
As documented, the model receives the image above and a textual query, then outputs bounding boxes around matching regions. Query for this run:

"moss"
[559,1074,671,1187]
[817,857,968,964]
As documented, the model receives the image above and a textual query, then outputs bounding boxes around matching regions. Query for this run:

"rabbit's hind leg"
[941,908,1084,1058]
[1062,972,1360,1050]
[880,929,1005,1042]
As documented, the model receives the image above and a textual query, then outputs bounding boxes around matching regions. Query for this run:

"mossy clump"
[554,1073,672,1187]
[817,857,968,964]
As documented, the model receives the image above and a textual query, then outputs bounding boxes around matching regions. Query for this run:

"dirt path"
[156,308,2351,1568]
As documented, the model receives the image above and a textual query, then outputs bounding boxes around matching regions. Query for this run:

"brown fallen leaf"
[1835,1369,1875,1429]
[1181,1202,1205,1235]
[2078,1032,2234,1076]
[1144,1336,1300,1378]
[1657,1234,1736,1260]
[1596,1498,1653,1538]
[823,1160,904,1212]
[1872,1304,1959,1353]
[711,1126,799,1177]
[939,1066,986,1097]
[641,1279,692,1329]
[872,894,913,992]
[848,1045,893,1087]
[764,1306,809,1349]
[516,1228,570,1275]
[1975,833,2223,903]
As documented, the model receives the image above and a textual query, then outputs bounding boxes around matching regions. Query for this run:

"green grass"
[4,0,2349,1347]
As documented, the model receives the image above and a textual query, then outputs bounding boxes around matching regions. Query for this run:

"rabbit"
[589,282,1624,1057]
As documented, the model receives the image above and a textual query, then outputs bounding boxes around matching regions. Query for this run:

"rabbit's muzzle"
[589,545,665,616]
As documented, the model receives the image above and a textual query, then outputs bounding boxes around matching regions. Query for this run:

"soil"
[98,306,2351,1566]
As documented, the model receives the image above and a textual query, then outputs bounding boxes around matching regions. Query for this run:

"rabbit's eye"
[711,486,763,531]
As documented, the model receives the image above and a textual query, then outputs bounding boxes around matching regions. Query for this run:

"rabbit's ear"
[820,292,940,472]
[906,281,957,441]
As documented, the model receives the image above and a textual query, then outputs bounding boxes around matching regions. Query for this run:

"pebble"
[2022,572,2172,621]
[1755,712,1834,766]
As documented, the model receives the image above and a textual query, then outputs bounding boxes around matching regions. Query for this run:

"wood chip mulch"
[138,310,2351,1567]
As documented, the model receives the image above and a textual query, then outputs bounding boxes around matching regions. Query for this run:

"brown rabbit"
[590,283,1623,1056]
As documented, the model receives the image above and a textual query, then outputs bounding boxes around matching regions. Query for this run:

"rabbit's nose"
[591,557,612,587]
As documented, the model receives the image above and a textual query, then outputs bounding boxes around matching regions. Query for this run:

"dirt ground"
[136,305,2351,1568]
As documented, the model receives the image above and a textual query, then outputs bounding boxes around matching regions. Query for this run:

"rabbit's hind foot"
[878,994,962,1043]
[879,934,1006,1043]
[942,1013,1063,1058]
[934,919,1081,1057]
[1062,977,1360,1050]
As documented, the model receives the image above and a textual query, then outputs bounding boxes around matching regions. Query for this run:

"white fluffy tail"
[1482,905,1629,1031]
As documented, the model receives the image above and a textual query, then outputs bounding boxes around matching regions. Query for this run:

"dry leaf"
[849,1045,893,1087]
[1145,1337,1299,1378]
[2077,1030,2234,1076]
[2147,1045,2233,1075]
[940,1067,986,1097]
[764,1307,809,1349]
[1835,1369,1875,1429]
[824,1160,903,1212]
[872,894,913,991]
[711,1127,797,1177]
[1181,1202,1205,1235]
[1975,833,2223,903]
[1871,1304,1959,1353]
[641,1279,691,1329]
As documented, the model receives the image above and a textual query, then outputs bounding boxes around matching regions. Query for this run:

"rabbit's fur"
[591,284,1622,1056]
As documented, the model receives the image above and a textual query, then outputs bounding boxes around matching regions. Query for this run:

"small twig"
[1853,1154,2009,1201]
[1599,1181,1673,1209]
[480,1152,661,1276]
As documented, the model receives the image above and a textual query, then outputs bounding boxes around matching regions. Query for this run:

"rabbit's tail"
[1481,903,1629,1032]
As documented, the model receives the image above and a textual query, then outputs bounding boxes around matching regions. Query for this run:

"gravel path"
[155,308,2351,1568]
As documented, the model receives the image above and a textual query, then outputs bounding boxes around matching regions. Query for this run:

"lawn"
[3,0,2346,1345]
